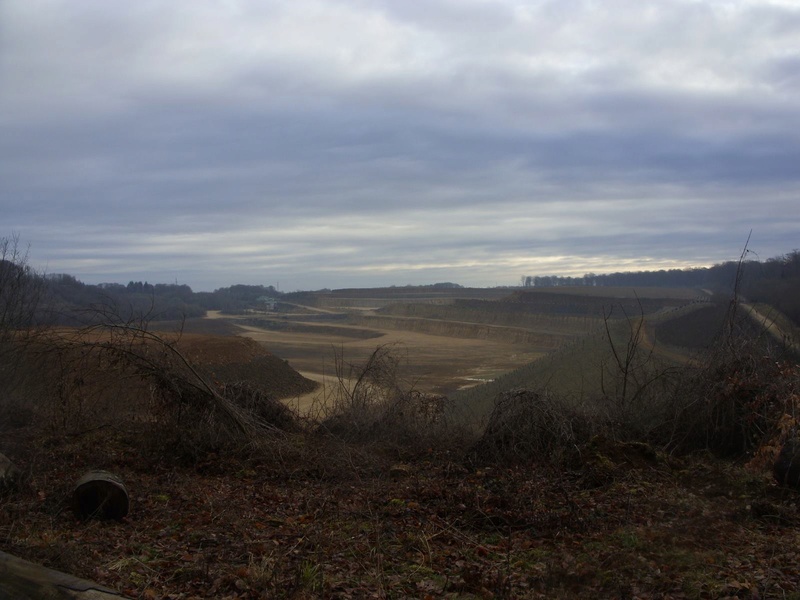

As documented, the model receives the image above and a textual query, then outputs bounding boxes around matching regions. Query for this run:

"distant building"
[257,296,278,311]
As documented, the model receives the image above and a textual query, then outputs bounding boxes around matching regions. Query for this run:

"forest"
[522,251,800,325]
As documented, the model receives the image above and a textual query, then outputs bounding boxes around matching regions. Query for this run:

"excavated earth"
[172,333,318,400]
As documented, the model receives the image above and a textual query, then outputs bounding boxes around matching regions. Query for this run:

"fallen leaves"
[3,431,800,598]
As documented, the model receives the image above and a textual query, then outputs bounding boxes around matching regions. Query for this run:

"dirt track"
[742,303,799,352]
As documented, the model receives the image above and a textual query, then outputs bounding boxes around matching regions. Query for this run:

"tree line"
[39,274,282,324]
[521,251,800,325]
[3,232,798,328]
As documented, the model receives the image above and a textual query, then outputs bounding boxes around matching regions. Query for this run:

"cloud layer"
[2,0,798,290]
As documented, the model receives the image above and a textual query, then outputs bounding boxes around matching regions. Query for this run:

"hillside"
[653,303,730,349]
[452,291,799,422]
[5,252,800,598]
[2,342,800,598]
[172,332,319,400]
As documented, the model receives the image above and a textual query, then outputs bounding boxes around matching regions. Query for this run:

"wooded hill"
[33,249,800,328]
[522,250,800,325]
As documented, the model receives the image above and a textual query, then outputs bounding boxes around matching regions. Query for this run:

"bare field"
[201,284,709,413]
[236,322,544,400]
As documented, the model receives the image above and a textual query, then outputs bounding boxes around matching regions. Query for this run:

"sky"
[2,0,799,292]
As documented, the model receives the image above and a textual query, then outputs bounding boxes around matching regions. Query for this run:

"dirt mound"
[172,334,318,399]
[34,329,317,403]
[155,317,243,337]
[175,333,269,364]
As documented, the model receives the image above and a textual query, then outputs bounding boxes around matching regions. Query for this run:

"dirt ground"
[193,309,543,412]
[4,426,800,600]
[237,322,541,401]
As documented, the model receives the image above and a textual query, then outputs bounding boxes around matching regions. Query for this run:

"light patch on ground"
[238,322,543,402]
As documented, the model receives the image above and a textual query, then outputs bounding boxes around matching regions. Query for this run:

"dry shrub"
[662,336,800,457]
[741,366,800,482]
[314,345,471,459]
[468,389,595,466]
[0,235,49,431]
[661,247,800,457]
[0,334,150,436]
[747,412,799,476]
[0,343,48,432]
[220,382,300,433]
[123,349,305,466]
[315,345,403,442]
[17,313,299,466]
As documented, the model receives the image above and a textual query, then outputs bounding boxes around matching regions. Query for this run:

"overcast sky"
[2,0,798,291]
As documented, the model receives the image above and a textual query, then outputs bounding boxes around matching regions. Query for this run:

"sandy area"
[239,324,539,394]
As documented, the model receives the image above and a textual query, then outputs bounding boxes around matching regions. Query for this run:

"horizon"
[42,253,759,294]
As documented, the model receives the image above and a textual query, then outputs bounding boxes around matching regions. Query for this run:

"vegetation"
[522,250,800,327]
[741,251,800,325]
[2,236,800,598]
[43,278,286,324]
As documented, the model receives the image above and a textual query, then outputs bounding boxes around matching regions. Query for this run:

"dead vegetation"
[467,389,592,467]
[3,238,800,597]
[2,304,799,598]
[308,344,471,464]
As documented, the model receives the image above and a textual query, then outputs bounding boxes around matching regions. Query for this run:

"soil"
[236,322,543,398]
[2,429,800,599]
[168,334,317,400]
[37,326,319,403]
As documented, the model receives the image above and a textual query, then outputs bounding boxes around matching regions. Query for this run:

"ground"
[2,299,798,598]
[2,427,800,599]
[195,310,547,407]
[172,333,318,400]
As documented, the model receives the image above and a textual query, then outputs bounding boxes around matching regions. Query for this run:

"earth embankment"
[349,313,568,349]
[159,332,319,399]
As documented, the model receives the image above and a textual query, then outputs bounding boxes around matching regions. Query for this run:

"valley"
[189,285,723,415]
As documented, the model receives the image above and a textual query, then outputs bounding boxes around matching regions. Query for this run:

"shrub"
[221,382,300,433]
[314,345,472,459]
[660,335,799,457]
[0,234,48,429]
[468,389,595,466]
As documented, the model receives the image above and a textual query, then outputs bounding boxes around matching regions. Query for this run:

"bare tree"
[0,234,47,402]
[599,298,679,436]
[0,234,42,337]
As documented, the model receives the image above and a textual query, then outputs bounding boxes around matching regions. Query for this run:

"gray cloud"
[1,0,799,291]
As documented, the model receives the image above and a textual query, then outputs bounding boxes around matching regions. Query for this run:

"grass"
[451,313,686,422]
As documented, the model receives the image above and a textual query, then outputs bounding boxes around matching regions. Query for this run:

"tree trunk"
[0,550,128,599]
